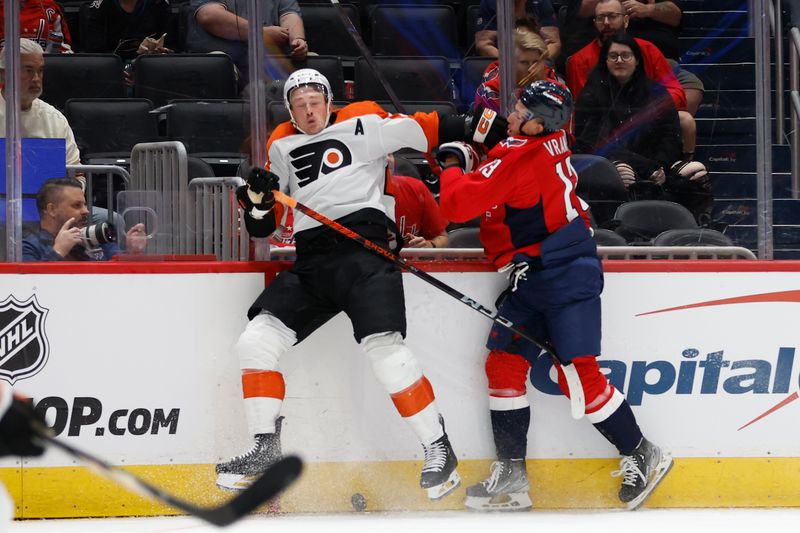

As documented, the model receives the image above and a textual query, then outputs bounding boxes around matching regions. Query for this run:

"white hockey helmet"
[284,68,332,133]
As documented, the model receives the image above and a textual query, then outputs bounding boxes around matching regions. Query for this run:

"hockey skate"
[420,431,460,500]
[216,417,283,492]
[465,459,532,512]
[612,437,673,510]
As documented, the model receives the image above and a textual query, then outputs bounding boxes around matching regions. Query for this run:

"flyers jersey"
[439,129,591,268]
[266,101,440,235]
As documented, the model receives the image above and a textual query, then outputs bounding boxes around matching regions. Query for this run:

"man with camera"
[22,178,146,261]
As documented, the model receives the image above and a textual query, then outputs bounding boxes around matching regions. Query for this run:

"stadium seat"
[42,54,125,110]
[460,56,495,110]
[447,226,481,248]
[375,101,457,116]
[572,154,628,226]
[133,54,238,107]
[300,3,362,59]
[652,228,734,247]
[593,228,627,246]
[613,200,698,243]
[64,98,158,160]
[465,4,483,54]
[354,56,452,102]
[165,100,249,160]
[369,5,460,61]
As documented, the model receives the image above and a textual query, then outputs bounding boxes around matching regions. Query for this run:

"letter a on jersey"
[354,119,364,135]
[289,139,353,187]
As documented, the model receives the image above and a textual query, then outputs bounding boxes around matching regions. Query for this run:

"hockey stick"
[272,190,586,419]
[27,417,303,527]
[330,0,407,114]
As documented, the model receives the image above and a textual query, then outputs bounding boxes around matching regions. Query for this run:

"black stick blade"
[200,455,304,527]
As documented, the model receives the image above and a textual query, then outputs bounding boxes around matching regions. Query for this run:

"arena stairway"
[682,0,800,258]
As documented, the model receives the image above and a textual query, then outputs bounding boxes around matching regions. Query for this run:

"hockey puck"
[351,493,367,512]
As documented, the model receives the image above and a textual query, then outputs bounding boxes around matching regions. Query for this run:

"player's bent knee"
[237,312,297,370]
[556,356,621,418]
[485,350,530,397]
[362,331,423,393]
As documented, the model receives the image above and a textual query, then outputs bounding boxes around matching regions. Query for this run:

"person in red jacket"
[389,154,449,249]
[0,0,73,53]
[566,0,697,157]
[436,80,672,512]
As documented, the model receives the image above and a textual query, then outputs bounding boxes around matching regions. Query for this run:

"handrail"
[790,27,800,198]
[269,246,757,261]
[66,164,131,216]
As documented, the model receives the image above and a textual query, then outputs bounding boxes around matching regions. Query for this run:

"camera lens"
[80,222,116,247]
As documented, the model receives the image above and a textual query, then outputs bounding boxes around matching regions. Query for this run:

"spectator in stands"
[566,0,698,157]
[0,0,73,53]
[572,32,711,222]
[23,178,146,261]
[621,1,704,118]
[80,0,175,60]
[185,0,307,81]
[475,0,561,61]
[475,18,559,113]
[0,39,129,240]
[389,154,449,249]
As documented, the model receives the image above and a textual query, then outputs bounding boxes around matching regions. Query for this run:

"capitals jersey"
[266,101,440,236]
[0,0,73,54]
[439,130,591,268]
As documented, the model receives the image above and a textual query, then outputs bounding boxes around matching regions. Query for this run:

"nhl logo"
[0,295,50,384]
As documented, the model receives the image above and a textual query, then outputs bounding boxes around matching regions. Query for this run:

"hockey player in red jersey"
[436,80,673,511]
[218,68,508,500]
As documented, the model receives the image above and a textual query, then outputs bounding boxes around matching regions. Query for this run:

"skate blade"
[465,492,532,512]
[426,470,461,501]
[626,455,675,511]
[216,472,258,492]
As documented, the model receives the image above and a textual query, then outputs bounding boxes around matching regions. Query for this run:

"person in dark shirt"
[475,0,561,60]
[80,0,174,59]
[23,178,146,261]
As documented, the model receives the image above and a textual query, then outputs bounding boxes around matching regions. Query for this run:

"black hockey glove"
[467,107,508,149]
[0,397,46,457]
[438,107,508,150]
[236,168,280,218]
[434,142,479,172]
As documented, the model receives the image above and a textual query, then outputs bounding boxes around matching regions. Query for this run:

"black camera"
[80,222,116,248]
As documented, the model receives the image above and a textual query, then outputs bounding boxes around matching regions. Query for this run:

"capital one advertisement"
[0,266,797,469]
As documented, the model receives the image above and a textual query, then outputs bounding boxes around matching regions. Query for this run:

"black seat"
[613,200,698,243]
[64,98,158,160]
[447,226,482,248]
[369,5,460,61]
[166,99,249,157]
[133,53,238,108]
[652,228,734,247]
[593,228,628,246]
[375,101,457,116]
[42,54,125,110]
[187,156,217,181]
[354,56,452,102]
[572,154,628,226]
[460,56,495,110]
[300,3,362,59]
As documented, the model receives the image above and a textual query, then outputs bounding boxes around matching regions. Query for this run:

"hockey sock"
[591,400,643,456]
[490,406,530,459]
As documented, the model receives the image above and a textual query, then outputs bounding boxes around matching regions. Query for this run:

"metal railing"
[129,142,191,255]
[270,246,756,261]
[188,177,249,261]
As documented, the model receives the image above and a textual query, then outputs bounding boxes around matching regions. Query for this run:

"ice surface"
[8,508,799,533]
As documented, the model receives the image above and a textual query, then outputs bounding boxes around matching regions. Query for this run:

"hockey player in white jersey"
[217,69,508,500]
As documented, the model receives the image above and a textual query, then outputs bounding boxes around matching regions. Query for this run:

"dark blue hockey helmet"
[518,80,573,133]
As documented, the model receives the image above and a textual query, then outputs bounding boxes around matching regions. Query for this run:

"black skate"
[465,459,531,512]
[612,437,673,510]
[216,417,283,492]
[420,431,460,500]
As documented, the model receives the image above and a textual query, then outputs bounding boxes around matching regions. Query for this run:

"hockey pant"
[486,351,643,457]
[237,313,443,444]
